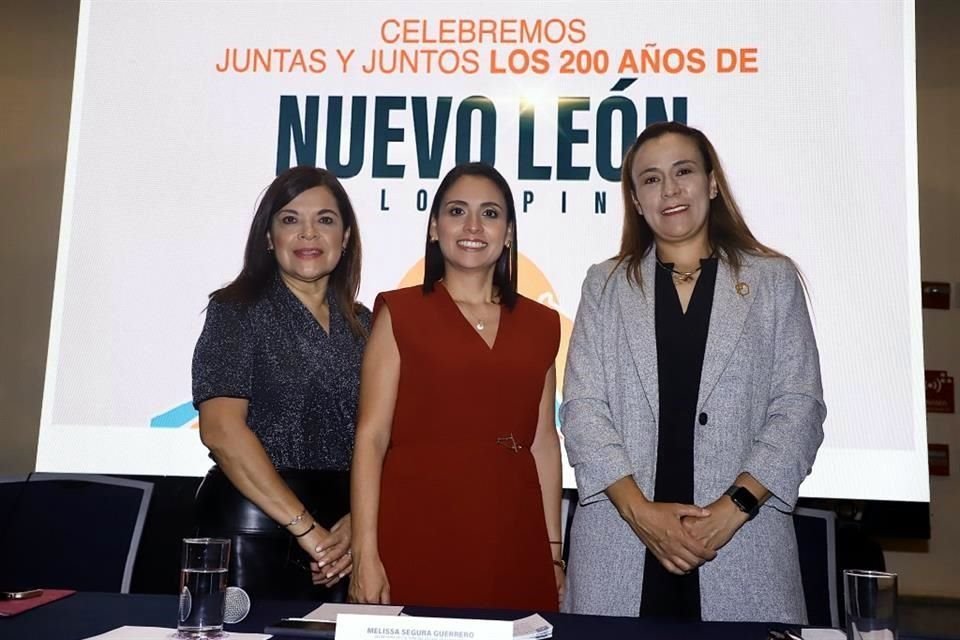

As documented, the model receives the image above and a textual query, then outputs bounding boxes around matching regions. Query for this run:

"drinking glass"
[844,569,898,640]
[177,537,231,638]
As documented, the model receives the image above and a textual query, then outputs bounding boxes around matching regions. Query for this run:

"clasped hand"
[620,498,715,575]
[680,496,749,555]
[299,513,353,586]
[621,494,750,575]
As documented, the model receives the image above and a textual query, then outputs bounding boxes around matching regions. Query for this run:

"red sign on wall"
[921,282,951,309]
[929,444,950,476]
[926,370,955,414]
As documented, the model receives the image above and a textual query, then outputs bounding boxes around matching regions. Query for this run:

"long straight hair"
[617,121,785,287]
[211,166,367,337]
[422,163,519,309]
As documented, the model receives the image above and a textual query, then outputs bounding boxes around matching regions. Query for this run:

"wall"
[0,0,78,475]
[0,0,958,598]
[883,0,960,599]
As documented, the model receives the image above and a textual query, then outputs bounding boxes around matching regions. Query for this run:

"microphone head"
[224,586,251,624]
[178,585,192,623]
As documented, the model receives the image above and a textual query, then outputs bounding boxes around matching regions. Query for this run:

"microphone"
[224,586,251,623]
[179,585,250,625]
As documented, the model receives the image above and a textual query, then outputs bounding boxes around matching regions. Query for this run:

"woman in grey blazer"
[560,122,825,623]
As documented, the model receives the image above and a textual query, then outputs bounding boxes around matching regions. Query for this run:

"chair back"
[794,506,839,627]
[0,473,153,593]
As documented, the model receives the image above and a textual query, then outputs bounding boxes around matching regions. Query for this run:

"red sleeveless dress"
[374,284,560,612]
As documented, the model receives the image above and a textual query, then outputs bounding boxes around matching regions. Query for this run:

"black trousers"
[193,466,350,602]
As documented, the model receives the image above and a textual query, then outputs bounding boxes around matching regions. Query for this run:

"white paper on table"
[814,631,895,640]
[801,629,847,640]
[512,613,553,639]
[335,613,511,640]
[299,602,404,622]
[82,626,271,640]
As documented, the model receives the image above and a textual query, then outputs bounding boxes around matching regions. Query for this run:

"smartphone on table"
[0,589,43,600]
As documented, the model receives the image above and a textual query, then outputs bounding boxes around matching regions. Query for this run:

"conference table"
[0,592,942,640]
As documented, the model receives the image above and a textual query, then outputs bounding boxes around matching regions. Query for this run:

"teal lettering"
[455,96,496,164]
[557,97,590,180]
[372,96,406,178]
[412,97,451,179]
[276,95,318,174]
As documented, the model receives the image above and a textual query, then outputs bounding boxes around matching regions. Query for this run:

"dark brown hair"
[617,121,784,287]
[211,166,366,337]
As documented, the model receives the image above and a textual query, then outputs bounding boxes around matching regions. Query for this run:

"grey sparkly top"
[192,275,371,471]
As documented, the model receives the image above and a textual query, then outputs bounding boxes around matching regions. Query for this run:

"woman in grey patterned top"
[192,166,370,600]
[561,122,825,622]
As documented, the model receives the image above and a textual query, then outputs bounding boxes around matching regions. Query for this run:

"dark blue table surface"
[0,592,944,640]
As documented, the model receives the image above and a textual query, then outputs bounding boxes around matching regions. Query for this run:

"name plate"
[335,613,512,640]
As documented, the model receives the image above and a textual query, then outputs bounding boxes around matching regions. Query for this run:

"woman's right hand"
[606,477,716,575]
[348,552,391,604]
[619,494,717,575]
[292,522,338,586]
[299,514,353,586]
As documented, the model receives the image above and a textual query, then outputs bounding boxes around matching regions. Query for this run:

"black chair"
[0,473,153,593]
[794,506,839,627]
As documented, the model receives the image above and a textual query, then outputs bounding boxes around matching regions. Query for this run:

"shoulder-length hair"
[210,166,366,338]
[617,121,784,287]
[422,162,519,309]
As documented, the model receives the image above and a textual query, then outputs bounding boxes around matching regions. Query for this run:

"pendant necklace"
[453,299,487,332]
[656,254,710,284]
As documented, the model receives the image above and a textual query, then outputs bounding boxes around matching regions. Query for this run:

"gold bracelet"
[553,559,566,572]
[283,507,307,529]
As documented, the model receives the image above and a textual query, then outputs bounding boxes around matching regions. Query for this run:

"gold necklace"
[656,254,712,284]
[453,300,487,332]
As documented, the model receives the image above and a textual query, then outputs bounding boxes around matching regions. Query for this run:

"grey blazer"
[560,249,826,623]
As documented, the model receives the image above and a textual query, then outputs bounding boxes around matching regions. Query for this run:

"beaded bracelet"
[292,521,316,538]
[283,507,308,529]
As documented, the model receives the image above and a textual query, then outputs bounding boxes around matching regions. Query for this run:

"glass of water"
[844,569,898,640]
[177,537,231,638]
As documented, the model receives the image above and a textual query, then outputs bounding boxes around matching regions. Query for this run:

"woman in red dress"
[349,163,564,611]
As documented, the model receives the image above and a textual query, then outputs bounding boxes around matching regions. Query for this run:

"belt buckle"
[496,433,522,454]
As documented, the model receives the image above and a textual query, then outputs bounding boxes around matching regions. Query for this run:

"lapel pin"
[735,282,750,297]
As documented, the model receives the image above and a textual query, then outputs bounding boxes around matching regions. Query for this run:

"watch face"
[726,486,759,516]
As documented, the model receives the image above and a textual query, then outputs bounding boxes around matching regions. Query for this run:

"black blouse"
[192,275,371,471]
[640,257,718,621]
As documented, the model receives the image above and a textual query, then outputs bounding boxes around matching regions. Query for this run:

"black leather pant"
[194,466,350,602]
